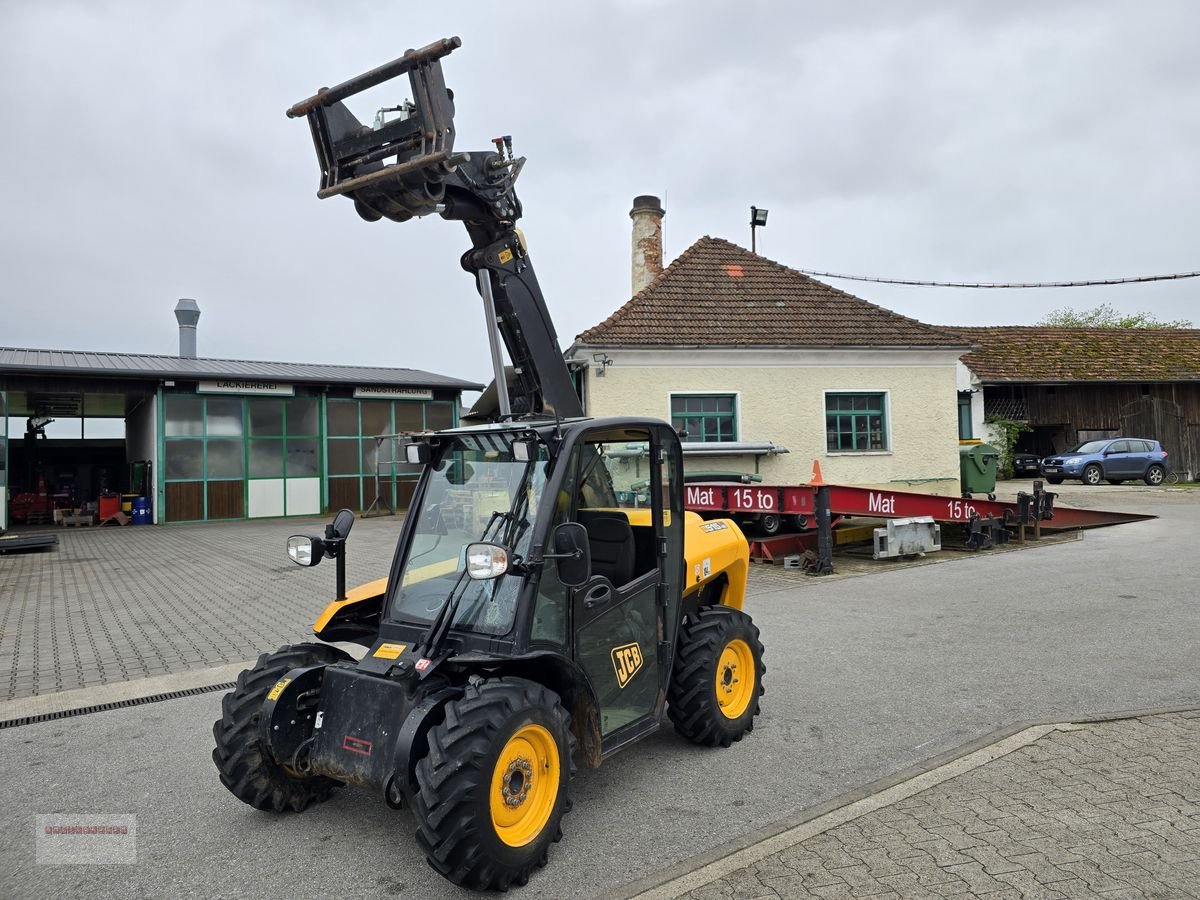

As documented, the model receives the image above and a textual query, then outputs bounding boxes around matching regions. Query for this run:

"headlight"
[465,542,509,580]
[1065,457,1082,466]
[287,535,325,566]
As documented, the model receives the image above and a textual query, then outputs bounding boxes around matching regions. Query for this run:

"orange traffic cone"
[808,459,827,487]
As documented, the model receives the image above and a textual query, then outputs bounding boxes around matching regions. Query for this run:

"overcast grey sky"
[3,1,1197,387]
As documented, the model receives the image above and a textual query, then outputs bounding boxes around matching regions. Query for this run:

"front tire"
[668,605,765,747]
[413,678,574,891]
[1046,476,1064,484]
[1145,465,1165,486]
[212,643,350,812]
[1082,464,1103,485]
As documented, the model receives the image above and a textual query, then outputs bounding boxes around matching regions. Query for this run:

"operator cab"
[365,417,684,744]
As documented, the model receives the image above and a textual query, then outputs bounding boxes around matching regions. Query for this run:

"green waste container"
[959,443,999,496]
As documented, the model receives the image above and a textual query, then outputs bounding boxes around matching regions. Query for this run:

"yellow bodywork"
[313,577,387,636]
[312,509,749,638]
[676,511,749,609]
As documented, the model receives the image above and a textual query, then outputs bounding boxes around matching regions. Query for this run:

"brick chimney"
[630,195,665,296]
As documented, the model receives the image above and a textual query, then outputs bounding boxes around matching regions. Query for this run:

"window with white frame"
[671,394,737,442]
[826,392,888,452]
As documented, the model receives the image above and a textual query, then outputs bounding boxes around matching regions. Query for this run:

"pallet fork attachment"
[284,35,578,420]
[286,37,463,214]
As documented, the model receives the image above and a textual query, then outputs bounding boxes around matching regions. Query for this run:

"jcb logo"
[611,642,644,689]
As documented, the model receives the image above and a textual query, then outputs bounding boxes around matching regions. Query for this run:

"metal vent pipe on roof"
[630,195,665,297]
[174,298,200,358]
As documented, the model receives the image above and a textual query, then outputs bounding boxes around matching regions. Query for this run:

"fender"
[313,577,387,642]
[390,686,463,803]
[681,514,748,609]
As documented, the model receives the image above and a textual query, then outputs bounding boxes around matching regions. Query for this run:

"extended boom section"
[287,36,581,420]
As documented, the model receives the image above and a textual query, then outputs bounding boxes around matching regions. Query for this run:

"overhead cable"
[794,268,1200,289]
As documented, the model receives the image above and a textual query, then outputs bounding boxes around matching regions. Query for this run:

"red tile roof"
[949,326,1200,382]
[576,237,970,348]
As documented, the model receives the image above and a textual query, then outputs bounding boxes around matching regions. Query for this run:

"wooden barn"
[951,327,1200,480]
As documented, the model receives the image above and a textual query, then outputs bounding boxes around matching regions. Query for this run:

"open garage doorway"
[4,388,155,528]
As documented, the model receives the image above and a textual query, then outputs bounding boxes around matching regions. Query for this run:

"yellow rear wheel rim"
[716,638,756,720]
[490,723,560,848]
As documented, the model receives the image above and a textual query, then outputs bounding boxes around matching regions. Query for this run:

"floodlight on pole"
[750,206,769,254]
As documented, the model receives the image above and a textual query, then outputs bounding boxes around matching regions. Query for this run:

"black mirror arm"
[321,535,348,600]
[541,548,583,561]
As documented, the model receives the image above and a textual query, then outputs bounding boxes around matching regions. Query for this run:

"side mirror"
[328,508,355,541]
[550,522,591,588]
[405,441,432,465]
[287,534,325,567]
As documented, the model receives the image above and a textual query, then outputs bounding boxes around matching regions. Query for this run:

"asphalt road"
[1,489,1197,899]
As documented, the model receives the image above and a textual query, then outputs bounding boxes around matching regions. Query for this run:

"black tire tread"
[668,605,765,748]
[412,678,575,891]
[212,642,349,813]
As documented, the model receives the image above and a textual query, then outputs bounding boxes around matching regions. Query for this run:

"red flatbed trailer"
[684,481,1154,532]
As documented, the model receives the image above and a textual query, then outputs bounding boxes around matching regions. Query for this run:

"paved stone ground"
[678,712,1200,900]
[0,481,1183,701]
[0,500,1080,702]
[0,489,1196,899]
[0,515,405,699]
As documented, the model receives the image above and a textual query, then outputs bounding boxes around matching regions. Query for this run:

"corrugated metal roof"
[0,347,484,390]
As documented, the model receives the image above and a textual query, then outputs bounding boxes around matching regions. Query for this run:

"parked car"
[1011,452,1041,477]
[1040,438,1169,486]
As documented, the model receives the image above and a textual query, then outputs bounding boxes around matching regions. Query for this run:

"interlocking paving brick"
[0,517,408,700]
[1,516,807,703]
[680,715,1200,900]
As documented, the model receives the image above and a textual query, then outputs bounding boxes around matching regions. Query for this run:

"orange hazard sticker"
[373,642,408,660]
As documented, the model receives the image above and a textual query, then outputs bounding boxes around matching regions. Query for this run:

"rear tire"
[1082,464,1103,485]
[668,605,765,747]
[413,678,574,891]
[1144,465,1165,486]
[212,643,350,812]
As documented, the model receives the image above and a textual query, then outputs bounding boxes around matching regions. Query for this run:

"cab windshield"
[387,434,546,635]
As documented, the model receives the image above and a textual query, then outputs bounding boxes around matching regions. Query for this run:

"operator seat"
[582,516,636,587]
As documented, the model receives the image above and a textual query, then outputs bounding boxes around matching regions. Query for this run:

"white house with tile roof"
[566,199,973,495]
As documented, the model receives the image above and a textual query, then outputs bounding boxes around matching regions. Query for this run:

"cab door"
[567,427,678,748]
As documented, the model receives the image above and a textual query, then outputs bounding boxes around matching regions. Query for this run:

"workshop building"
[0,305,481,528]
